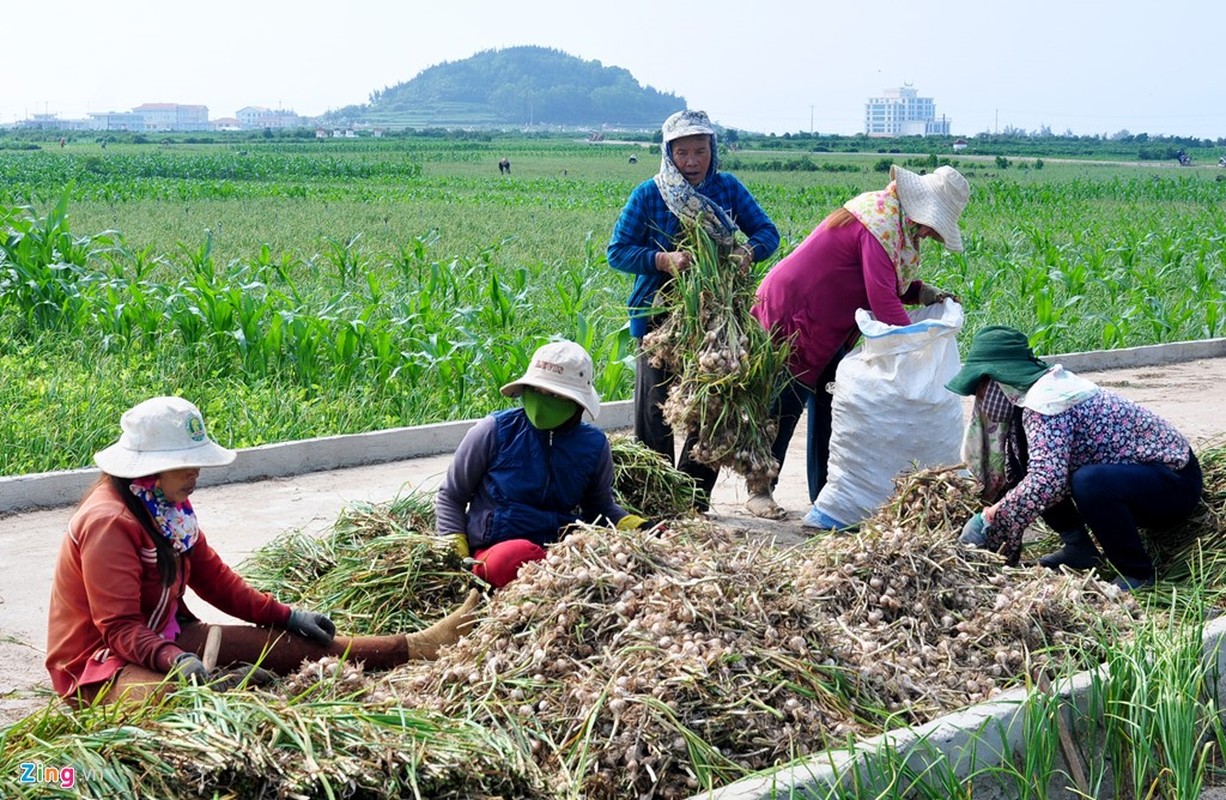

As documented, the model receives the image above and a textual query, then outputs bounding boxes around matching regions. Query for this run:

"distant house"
[865,85,950,137]
[14,113,90,131]
[133,103,209,132]
[952,138,968,152]
[212,117,241,132]
[315,128,328,139]
[236,106,304,130]
[87,111,144,132]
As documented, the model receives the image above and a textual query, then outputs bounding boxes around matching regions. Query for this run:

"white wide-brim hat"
[500,340,602,420]
[94,396,236,478]
[891,164,970,253]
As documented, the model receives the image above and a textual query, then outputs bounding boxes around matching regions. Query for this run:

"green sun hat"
[946,325,1051,396]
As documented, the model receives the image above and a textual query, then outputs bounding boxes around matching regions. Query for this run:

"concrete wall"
[0,400,634,514]
[699,613,1226,799]
[3,335,1223,515]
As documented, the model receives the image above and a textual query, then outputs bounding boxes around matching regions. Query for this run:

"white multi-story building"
[236,106,304,130]
[131,103,210,132]
[86,111,146,131]
[865,85,950,137]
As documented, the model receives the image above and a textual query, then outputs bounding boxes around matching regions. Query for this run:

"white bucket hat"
[661,109,716,144]
[500,340,602,420]
[891,165,970,253]
[94,396,236,478]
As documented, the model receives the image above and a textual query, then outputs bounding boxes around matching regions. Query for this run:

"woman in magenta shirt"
[749,165,970,519]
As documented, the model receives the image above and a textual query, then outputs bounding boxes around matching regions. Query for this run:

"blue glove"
[960,512,989,547]
[287,609,336,646]
[172,651,208,685]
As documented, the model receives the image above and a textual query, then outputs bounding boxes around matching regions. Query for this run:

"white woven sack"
[811,299,965,528]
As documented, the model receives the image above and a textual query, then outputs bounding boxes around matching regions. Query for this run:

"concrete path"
[3,344,1226,727]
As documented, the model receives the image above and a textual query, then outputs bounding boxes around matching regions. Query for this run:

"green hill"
[326,46,685,129]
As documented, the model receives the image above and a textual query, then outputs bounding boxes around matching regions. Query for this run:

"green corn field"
[1,134,1224,475]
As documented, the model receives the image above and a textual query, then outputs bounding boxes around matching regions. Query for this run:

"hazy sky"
[8,0,1223,139]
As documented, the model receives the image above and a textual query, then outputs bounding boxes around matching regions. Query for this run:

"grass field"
[2,135,1225,474]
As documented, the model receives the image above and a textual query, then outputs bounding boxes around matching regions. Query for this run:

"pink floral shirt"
[987,389,1192,563]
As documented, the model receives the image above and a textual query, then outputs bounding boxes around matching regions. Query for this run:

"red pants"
[473,539,547,588]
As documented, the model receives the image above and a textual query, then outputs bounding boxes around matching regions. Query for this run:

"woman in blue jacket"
[607,109,780,509]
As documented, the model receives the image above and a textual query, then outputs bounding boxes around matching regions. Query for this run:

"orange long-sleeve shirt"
[45,480,291,697]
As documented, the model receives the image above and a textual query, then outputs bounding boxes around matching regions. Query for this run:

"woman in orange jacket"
[46,396,479,706]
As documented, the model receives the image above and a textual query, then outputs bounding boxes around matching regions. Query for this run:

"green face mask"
[522,387,578,430]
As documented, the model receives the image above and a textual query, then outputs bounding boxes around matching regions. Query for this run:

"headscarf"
[961,380,1016,501]
[130,476,200,553]
[842,182,920,294]
[1015,366,1098,415]
[653,128,738,248]
[960,368,1097,501]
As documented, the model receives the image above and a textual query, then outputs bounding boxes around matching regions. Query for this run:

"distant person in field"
[948,326,1202,592]
[46,396,479,707]
[752,165,968,521]
[607,109,780,512]
[499,157,511,174]
[435,340,653,588]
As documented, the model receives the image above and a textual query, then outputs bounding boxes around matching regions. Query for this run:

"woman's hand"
[655,250,692,275]
[730,244,755,274]
[918,284,961,305]
[172,652,208,685]
[960,512,989,546]
[288,609,337,646]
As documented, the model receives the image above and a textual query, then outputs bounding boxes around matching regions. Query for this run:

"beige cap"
[500,340,602,420]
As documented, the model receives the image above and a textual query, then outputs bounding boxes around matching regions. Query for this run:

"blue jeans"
[770,353,842,503]
[1068,453,1203,579]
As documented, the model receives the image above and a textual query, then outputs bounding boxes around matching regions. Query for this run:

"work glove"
[444,533,470,559]
[171,651,209,685]
[207,662,278,693]
[616,514,667,534]
[616,514,646,531]
[917,284,960,306]
[960,512,989,547]
[287,609,337,646]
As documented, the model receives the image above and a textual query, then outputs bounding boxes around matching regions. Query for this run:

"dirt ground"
[2,358,1224,728]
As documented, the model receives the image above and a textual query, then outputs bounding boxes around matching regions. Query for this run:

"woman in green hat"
[947,326,1202,591]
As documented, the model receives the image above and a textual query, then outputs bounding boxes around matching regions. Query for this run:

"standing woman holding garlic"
[751,165,970,520]
[607,109,780,510]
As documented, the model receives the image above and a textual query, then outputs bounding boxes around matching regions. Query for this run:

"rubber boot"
[405,589,481,660]
[1038,527,1102,570]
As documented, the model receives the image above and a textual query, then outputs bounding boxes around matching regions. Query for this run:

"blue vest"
[474,408,607,549]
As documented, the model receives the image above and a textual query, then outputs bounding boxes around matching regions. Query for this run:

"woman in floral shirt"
[947,326,1202,590]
